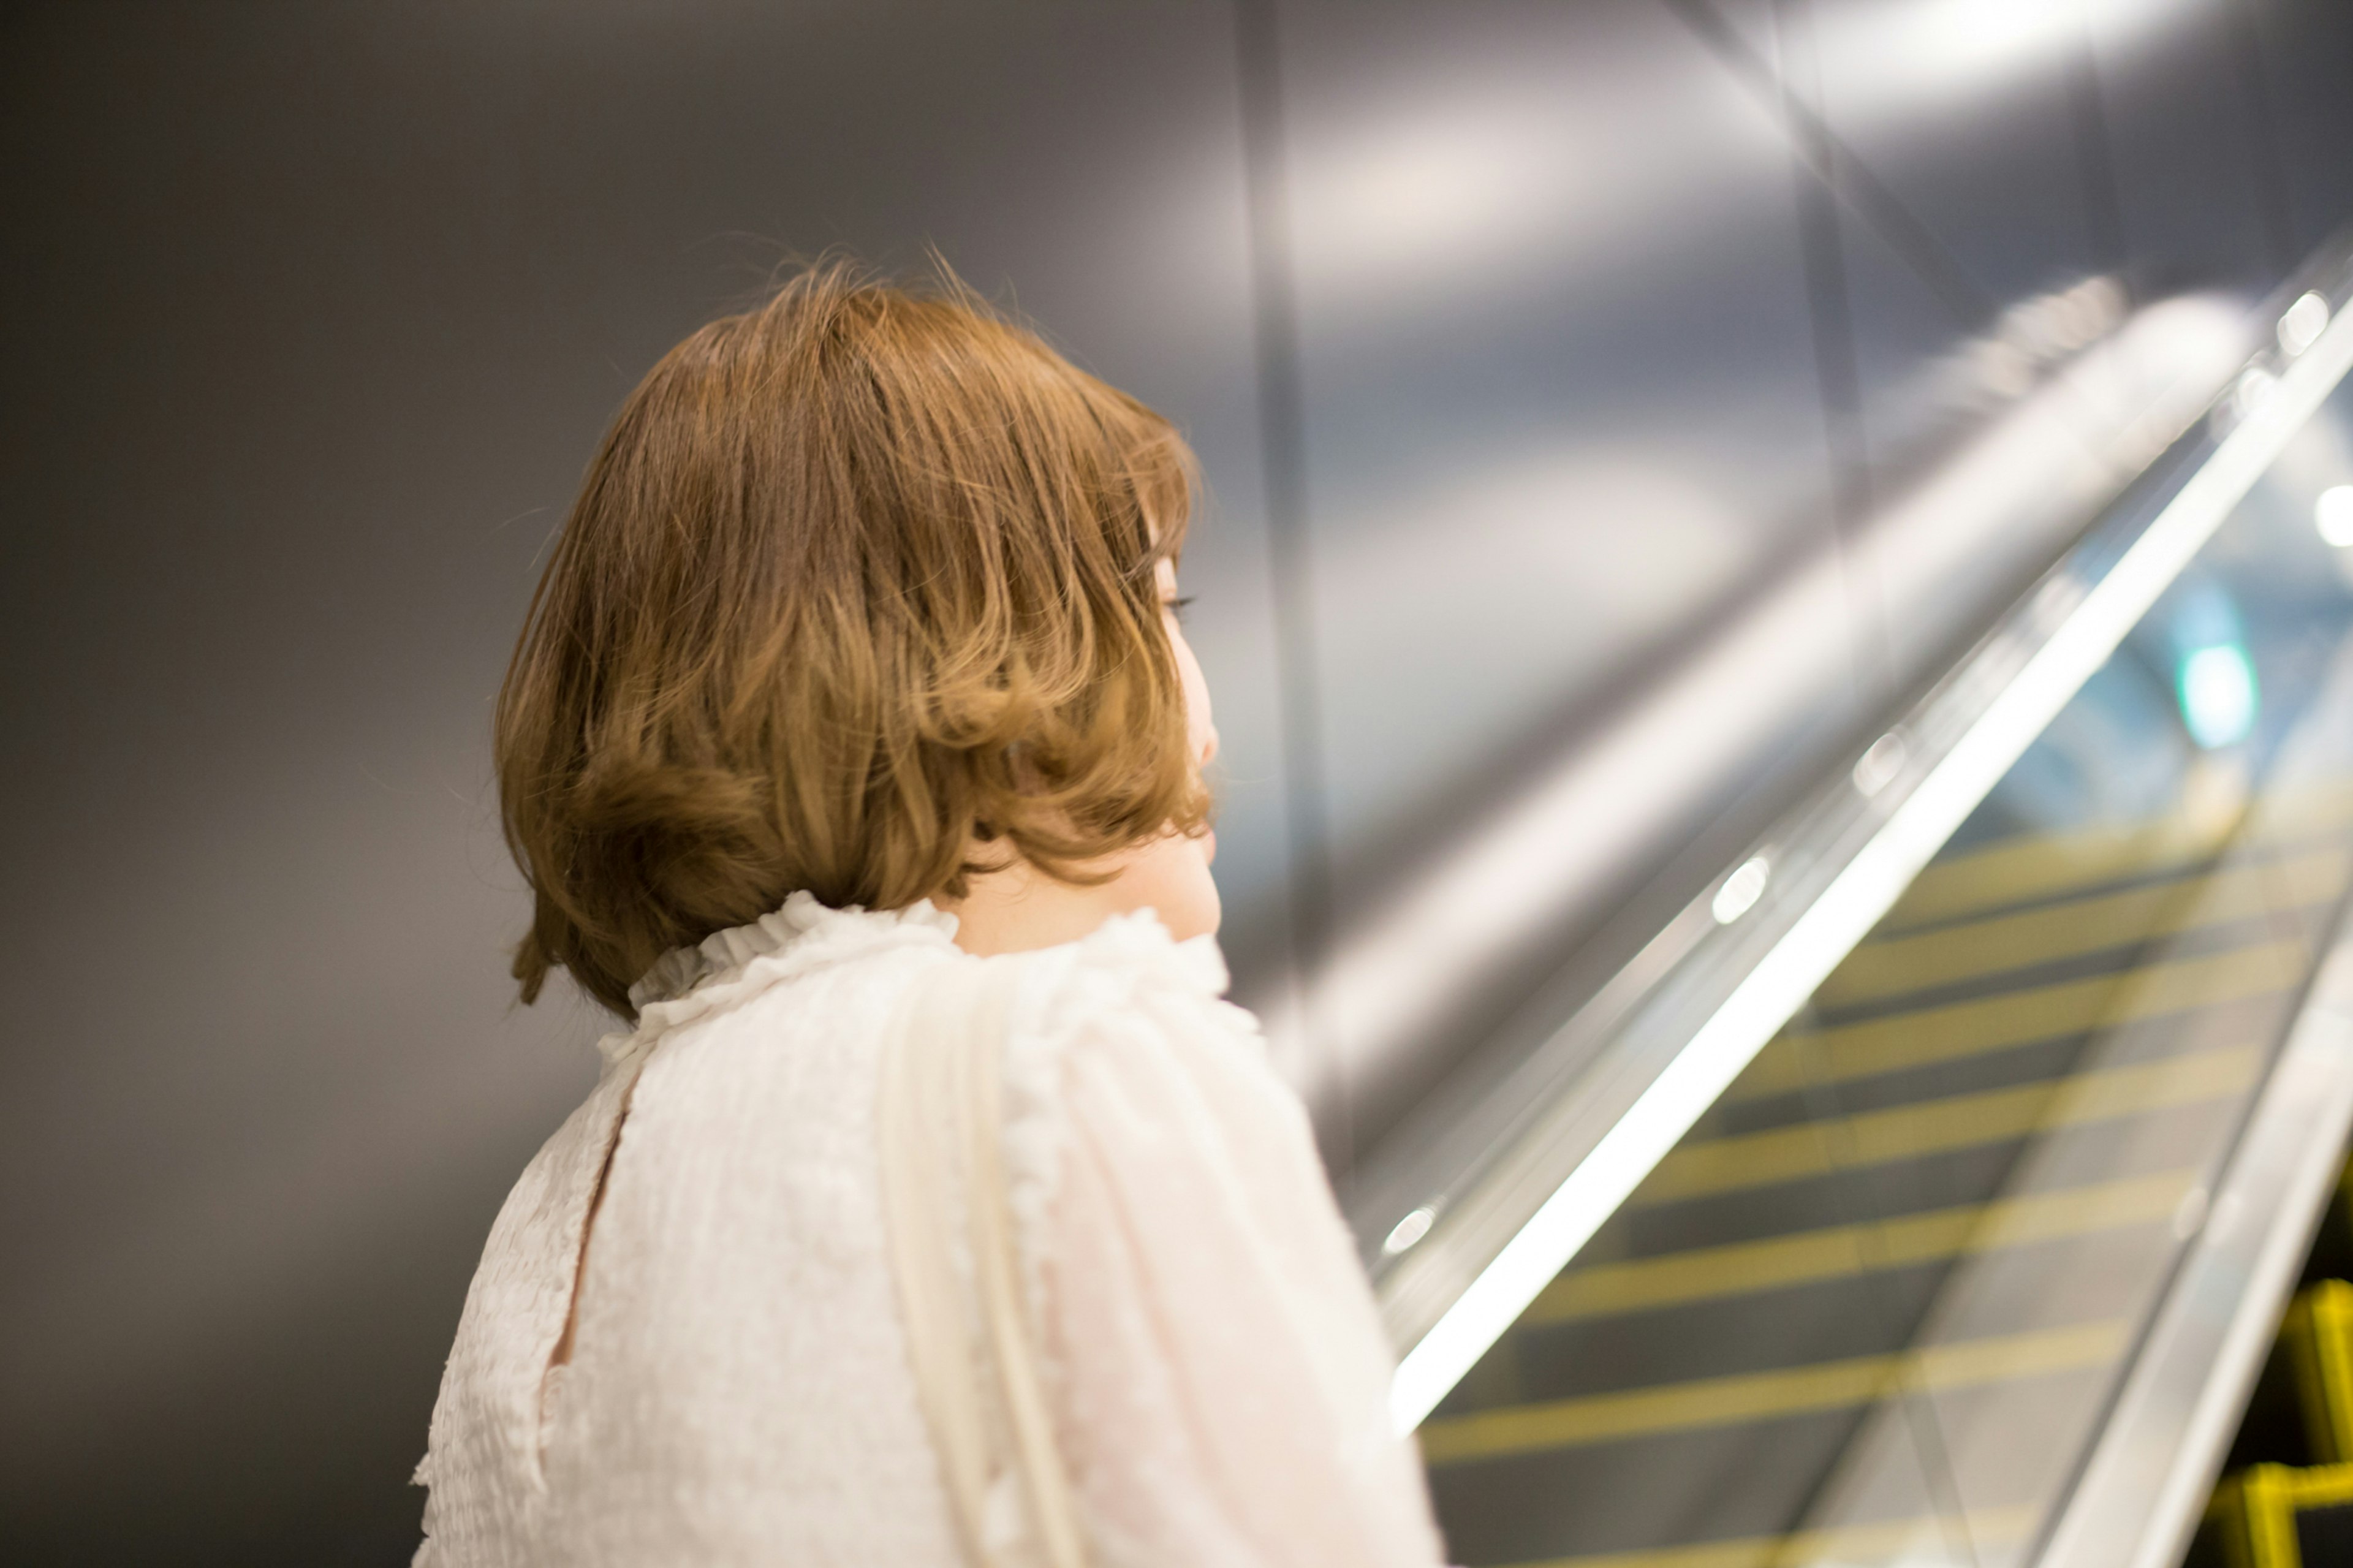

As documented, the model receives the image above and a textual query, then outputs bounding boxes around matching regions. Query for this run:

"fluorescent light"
[2281,292,2331,358]
[2233,367,2280,420]
[1852,732,1909,797]
[1382,1206,1437,1258]
[1390,295,2353,1435]
[2178,645,2258,749]
[1711,857,1771,924]
[2318,485,2353,548]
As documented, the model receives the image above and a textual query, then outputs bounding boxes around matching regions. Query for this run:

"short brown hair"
[496,263,1207,1017]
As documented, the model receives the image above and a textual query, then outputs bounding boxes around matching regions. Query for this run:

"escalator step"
[1817,849,2347,1009]
[2303,1164,2353,1286]
[2202,1166,2353,1562]
[1426,795,2353,1563]
[2205,1462,2353,1568]
[2284,1281,2353,1464]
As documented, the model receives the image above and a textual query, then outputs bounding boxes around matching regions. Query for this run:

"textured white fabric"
[413,894,1447,1567]
[879,952,1088,1568]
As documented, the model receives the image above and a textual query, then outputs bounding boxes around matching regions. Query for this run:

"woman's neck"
[936,829,1219,956]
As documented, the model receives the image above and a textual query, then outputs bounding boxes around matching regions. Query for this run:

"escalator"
[1370,248,2353,1567]
[2198,1181,2353,1566]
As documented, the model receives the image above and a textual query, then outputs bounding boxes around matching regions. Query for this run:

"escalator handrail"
[1379,249,2353,1437]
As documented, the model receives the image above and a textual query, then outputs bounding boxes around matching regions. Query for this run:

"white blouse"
[412,895,1448,1567]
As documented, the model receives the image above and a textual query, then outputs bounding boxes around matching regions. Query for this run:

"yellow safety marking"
[1879,786,2353,934]
[1819,849,2346,1009]
[1524,1169,2196,1324]
[1419,1320,2128,1465]
[2283,1281,2353,1464]
[1641,1043,2262,1207]
[2213,1462,2353,1568]
[1495,1502,2042,1568]
[1884,816,2238,934]
[1732,940,2304,1101]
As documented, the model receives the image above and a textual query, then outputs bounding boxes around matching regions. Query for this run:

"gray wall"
[3,1,2347,1560]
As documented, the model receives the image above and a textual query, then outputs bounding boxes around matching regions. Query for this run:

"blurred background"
[6,1,2353,1562]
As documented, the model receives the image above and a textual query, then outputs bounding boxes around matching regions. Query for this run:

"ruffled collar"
[597,893,1230,1070]
[602,892,960,1065]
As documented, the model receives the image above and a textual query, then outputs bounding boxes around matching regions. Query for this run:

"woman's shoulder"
[1005,909,1265,1068]
[996,912,1305,1219]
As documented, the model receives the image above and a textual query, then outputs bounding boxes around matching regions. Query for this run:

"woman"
[414,265,1447,1567]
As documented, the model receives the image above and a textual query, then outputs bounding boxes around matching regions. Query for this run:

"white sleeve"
[1025,946,1450,1568]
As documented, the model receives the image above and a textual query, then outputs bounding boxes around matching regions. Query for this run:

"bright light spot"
[1852,732,1910,797]
[1339,140,1509,235]
[2235,367,2279,418]
[1711,856,1771,924]
[2178,645,2258,749]
[1298,118,1545,293]
[1828,0,2202,126]
[2281,292,2332,358]
[1382,1206,1436,1257]
[1905,0,2081,86]
[2317,485,2353,547]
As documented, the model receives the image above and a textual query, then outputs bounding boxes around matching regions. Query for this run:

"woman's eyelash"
[1164,594,1197,623]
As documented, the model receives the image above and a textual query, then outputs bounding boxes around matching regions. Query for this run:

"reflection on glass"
[1416,387,2353,1562]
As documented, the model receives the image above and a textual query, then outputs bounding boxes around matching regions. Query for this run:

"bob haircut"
[496,263,1208,1018]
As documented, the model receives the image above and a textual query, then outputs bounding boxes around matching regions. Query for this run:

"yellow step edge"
[1641,1043,2263,1208]
[2284,1280,2353,1465]
[1886,814,2240,933]
[1526,1169,2197,1325]
[1732,941,2303,1103]
[1819,849,2347,1009]
[2208,1461,2353,1568]
[1492,1502,2042,1568]
[1879,786,2353,934]
[1419,1320,2129,1466]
